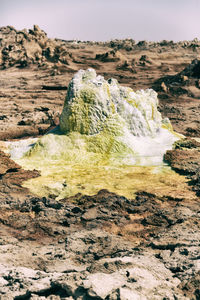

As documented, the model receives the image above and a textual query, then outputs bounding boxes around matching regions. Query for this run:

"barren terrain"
[0,26,199,299]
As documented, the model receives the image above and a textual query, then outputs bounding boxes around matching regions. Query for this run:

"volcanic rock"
[0,149,20,174]
[164,138,200,195]
[180,58,200,78]
[95,50,127,62]
[0,26,200,299]
[153,59,200,99]
[0,157,199,299]
[0,25,73,68]
[0,150,39,195]
[1,26,200,139]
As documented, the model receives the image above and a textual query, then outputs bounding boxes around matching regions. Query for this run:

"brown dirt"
[0,26,200,299]
[0,26,200,140]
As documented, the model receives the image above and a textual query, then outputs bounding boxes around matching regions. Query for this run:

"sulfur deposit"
[14,69,182,198]
[28,68,179,161]
[60,68,164,136]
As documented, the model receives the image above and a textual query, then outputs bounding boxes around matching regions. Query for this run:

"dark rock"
[164,139,200,196]
[153,59,200,100]
[173,138,200,149]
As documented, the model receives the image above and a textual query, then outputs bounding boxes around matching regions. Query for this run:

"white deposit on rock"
[83,272,127,298]
[9,68,183,199]
[24,68,181,165]
[59,69,180,164]
[60,68,164,137]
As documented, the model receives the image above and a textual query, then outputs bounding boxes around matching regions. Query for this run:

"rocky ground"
[0,147,199,299]
[0,25,200,139]
[0,26,200,299]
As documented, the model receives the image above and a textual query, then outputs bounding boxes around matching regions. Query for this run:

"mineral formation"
[12,69,182,198]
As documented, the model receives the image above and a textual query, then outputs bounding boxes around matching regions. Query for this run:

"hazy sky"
[1,0,200,41]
